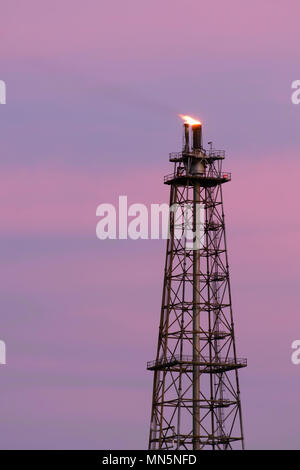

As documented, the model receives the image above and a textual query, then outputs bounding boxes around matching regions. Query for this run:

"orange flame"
[178,114,201,126]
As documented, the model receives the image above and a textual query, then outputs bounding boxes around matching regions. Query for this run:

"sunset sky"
[0,0,300,449]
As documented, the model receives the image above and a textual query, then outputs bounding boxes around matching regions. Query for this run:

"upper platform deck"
[164,171,231,187]
[165,147,230,187]
[169,149,225,163]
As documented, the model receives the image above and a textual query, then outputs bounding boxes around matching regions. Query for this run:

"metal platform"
[164,172,231,187]
[169,150,225,162]
[147,354,247,373]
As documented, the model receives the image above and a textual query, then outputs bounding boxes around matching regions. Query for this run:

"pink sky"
[0,0,300,449]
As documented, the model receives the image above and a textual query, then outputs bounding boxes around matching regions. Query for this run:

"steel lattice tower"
[147,118,247,450]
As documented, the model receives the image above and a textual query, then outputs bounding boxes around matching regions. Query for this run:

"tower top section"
[165,116,230,187]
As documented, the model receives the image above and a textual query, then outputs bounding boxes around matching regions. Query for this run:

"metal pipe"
[192,124,202,150]
[184,123,190,153]
[193,182,201,450]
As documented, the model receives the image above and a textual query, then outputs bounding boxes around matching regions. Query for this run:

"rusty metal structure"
[147,119,246,450]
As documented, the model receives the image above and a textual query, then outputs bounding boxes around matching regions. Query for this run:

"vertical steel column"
[193,182,201,450]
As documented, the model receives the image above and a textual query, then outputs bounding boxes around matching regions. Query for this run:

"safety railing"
[169,150,225,160]
[164,171,231,183]
[147,354,247,369]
